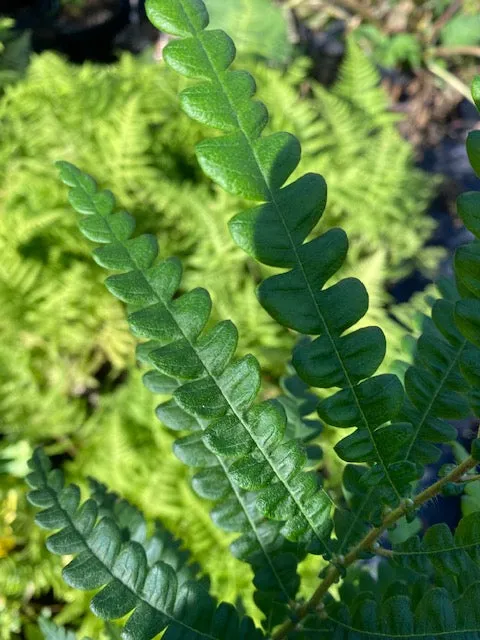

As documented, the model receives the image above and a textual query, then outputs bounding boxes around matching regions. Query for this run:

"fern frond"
[295,583,480,638]
[392,83,480,482]
[88,479,207,587]
[57,161,335,632]
[27,449,264,640]
[296,510,480,638]
[38,617,80,640]
[57,160,333,551]
[148,0,413,508]
[395,286,467,466]
[62,370,257,621]
[333,37,396,123]
[388,512,480,576]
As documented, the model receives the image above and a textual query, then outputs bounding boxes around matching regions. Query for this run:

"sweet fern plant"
[23,0,480,637]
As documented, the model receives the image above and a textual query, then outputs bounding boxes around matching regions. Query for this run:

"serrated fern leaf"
[298,510,480,638]
[388,512,480,581]
[297,506,480,639]
[27,449,264,640]
[73,369,300,630]
[336,250,476,547]
[396,288,469,466]
[88,479,207,587]
[145,0,411,507]
[295,583,480,639]
[393,80,480,473]
[89,476,304,630]
[57,159,333,581]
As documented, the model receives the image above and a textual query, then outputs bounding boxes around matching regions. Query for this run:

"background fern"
[204,0,292,63]
[1,36,440,636]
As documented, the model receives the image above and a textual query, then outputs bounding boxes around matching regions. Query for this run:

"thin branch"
[426,59,475,103]
[433,45,480,59]
[271,455,478,640]
[460,473,480,484]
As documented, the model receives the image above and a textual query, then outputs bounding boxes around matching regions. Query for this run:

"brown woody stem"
[272,455,478,640]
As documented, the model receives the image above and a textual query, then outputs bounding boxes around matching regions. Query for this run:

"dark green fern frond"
[64,367,296,629]
[294,583,480,639]
[392,83,480,483]
[396,282,467,466]
[27,449,264,640]
[296,511,480,639]
[333,118,480,549]
[388,512,480,579]
[146,0,413,510]
[332,279,470,542]
[56,160,334,554]
[88,479,207,587]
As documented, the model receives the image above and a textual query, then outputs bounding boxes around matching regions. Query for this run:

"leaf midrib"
[312,614,480,639]
[402,338,467,462]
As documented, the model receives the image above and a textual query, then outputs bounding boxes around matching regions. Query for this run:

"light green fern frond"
[333,37,397,122]
[204,0,292,62]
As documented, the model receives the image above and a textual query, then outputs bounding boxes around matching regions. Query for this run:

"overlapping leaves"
[88,479,207,587]
[54,161,338,633]
[146,0,415,509]
[390,512,480,581]
[333,83,480,550]
[27,449,263,640]
[294,512,480,639]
